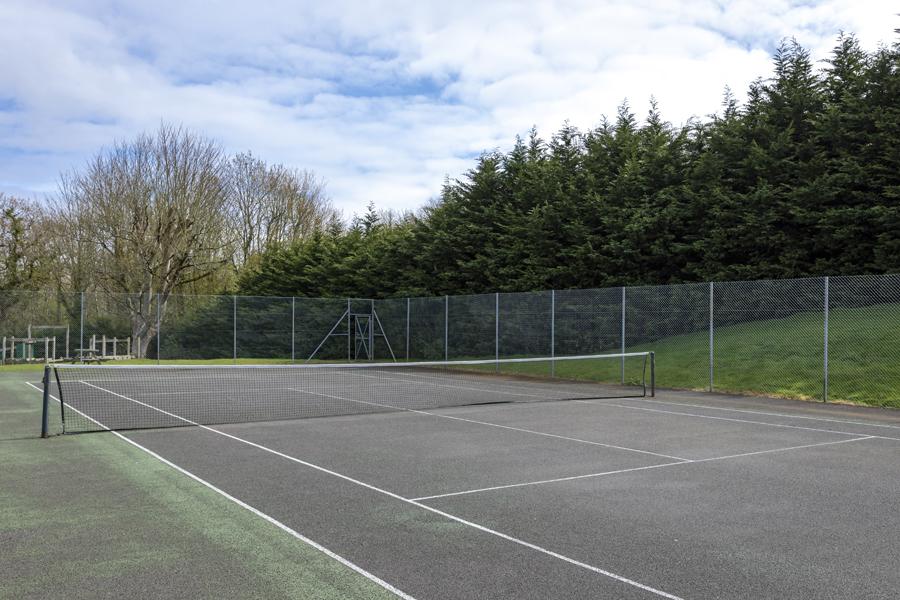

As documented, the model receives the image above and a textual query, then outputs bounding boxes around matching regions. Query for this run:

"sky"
[0,1,897,217]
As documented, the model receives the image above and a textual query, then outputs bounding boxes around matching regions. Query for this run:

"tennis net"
[41,352,654,435]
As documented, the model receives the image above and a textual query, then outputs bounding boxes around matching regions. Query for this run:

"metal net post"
[41,365,50,437]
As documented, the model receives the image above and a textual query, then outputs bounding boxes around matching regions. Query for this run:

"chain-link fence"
[2,274,898,407]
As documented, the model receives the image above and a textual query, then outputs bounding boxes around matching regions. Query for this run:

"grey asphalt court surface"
[38,373,900,599]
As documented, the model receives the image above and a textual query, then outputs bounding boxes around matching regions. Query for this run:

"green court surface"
[0,374,398,600]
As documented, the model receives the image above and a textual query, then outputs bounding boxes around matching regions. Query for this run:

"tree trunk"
[131,307,157,359]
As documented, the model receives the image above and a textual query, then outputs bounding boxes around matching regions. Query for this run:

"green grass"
[0,362,46,372]
[441,305,900,409]
[627,303,900,408]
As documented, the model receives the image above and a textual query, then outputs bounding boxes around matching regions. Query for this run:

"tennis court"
[24,355,900,598]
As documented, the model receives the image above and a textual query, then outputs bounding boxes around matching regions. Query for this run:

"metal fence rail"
[2,274,898,407]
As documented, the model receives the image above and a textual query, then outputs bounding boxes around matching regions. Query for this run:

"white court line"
[412,435,874,501]
[408,410,689,462]
[578,400,900,441]
[624,396,900,431]
[26,382,417,600]
[285,386,689,462]
[70,380,684,600]
[413,461,687,501]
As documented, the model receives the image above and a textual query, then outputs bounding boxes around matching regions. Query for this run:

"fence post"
[620,287,626,383]
[550,290,556,377]
[156,292,161,364]
[347,298,351,361]
[495,292,500,371]
[405,297,410,361]
[232,295,237,363]
[823,277,829,403]
[79,291,84,363]
[291,297,296,363]
[709,281,714,392]
[444,295,449,361]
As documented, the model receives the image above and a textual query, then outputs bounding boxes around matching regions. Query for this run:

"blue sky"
[0,0,897,217]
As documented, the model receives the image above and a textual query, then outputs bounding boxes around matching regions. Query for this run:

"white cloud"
[0,0,897,214]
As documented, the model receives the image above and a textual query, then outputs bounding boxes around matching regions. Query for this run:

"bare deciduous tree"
[54,124,231,357]
[225,151,334,266]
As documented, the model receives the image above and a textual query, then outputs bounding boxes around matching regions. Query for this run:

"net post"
[41,365,50,438]
[649,352,655,398]
[620,287,626,383]
[291,296,296,363]
[823,276,829,403]
[550,290,556,377]
[709,281,714,392]
[444,295,449,361]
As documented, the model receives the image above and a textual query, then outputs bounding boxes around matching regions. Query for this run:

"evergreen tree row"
[239,34,900,299]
